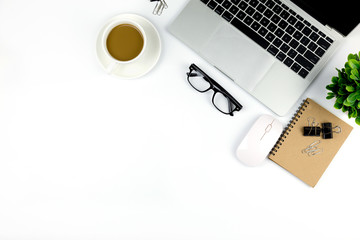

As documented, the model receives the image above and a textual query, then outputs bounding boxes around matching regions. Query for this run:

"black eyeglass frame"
[187,63,243,116]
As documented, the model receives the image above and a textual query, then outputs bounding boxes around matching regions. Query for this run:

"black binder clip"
[322,123,342,139]
[303,126,321,136]
[303,117,321,136]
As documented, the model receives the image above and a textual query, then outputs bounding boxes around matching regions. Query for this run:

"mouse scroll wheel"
[265,124,272,133]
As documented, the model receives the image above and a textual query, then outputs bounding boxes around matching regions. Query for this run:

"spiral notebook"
[269,98,353,187]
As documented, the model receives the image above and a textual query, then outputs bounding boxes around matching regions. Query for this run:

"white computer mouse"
[236,115,283,167]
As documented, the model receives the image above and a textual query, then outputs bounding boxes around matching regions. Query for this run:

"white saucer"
[96,14,161,79]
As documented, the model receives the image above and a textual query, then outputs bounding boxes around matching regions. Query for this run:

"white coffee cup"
[101,18,148,74]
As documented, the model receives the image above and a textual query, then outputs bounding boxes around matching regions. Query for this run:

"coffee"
[106,24,144,62]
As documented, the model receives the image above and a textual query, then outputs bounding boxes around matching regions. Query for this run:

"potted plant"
[326,52,360,125]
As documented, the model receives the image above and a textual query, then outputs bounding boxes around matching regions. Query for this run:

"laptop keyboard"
[200,0,334,78]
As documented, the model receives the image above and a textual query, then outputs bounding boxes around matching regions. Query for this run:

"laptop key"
[274,28,284,37]
[265,32,275,42]
[258,27,268,36]
[231,18,270,49]
[230,0,241,4]
[300,36,310,46]
[291,62,301,73]
[239,1,248,10]
[245,6,256,16]
[287,49,297,58]
[285,25,295,35]
[281,33,291,43]
[276,51,286,61]
[297,44,306,54]
[249,0,259,7]
[293,30,303,40]
[256,3,266,12]
[273,4,283,14]
[308,41,317,51]
[201,0,211,4]
[215,5,225,15]
[273,37,283,47]
[222,11,234,21]
[253,11,262,21]
[236,10,246,20]
[260,17,270,27]
[251,21,261,31]
[317,37,331,50]
[294,21,304,31]
[222,0,232,9]
[288,15,297,24]
[271,14,281,24]
[244,16,254,25]
[295,54,314,71]
[267,23,277,32]
[278,20,288,29]
[304,50,320,64]
[298,68,309,78]
[315,47,325,57]
[229,5,240,14]
[208,0,218,9]
[267,45,279,56]
[280,44,290,53]
[265,0,275,9]
[325,36,333,43]
[302,26,312,36]
[284,57,294,67]
[264,9,273,18]
[279,10,290,20]
[309,32,320,42]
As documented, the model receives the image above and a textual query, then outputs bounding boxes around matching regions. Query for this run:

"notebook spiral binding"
[269,99,310,156]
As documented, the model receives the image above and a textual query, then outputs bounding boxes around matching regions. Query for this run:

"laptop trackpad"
[199,23,275,92]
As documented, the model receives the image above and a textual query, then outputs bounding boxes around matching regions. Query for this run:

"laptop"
[169,0,360,115]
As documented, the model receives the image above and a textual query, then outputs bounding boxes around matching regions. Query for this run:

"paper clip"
[151,0,168,16]
[302,140,323,157]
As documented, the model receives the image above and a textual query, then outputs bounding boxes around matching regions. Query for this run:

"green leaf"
[331,76,339,84]
[336,96,346,104]
[352,68,360,78]
[342,105,348,112]
[343,99,352,106]
[358,102,360,108]
[352,107,358,118]
[350,74,359,81]
[348,108,353,118]
[346,85,355,92]
[348,59,360,69]
[348,92,359,104]
[338,88,347,95]
[356,116,360,125]
[339,77,347,85]
[348,54,357,60]
[345,67,352,78]
[334,102,343,109]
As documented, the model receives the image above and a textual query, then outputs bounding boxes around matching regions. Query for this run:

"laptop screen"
[290,0,360,36]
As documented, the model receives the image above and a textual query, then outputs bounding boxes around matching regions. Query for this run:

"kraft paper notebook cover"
[269,98,353,187]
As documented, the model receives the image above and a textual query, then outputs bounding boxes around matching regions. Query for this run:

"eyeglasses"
[186,64,243,116]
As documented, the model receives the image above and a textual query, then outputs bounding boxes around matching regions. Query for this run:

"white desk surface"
[1,1,359,239]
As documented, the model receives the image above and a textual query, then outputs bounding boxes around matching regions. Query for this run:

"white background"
[1,1,360,239]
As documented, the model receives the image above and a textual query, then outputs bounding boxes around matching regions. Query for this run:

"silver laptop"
[169,0,359,115]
